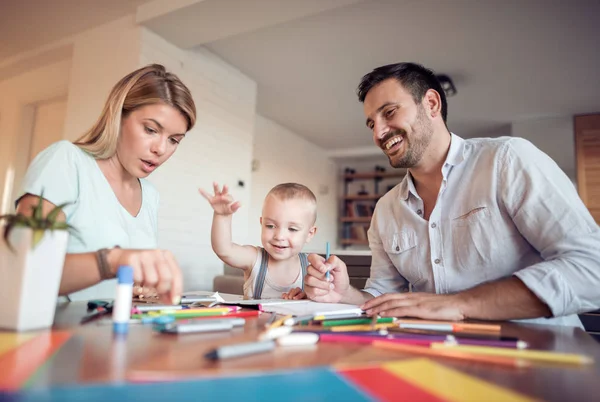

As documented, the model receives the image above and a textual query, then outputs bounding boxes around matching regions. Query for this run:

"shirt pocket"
[382,230,423,286]
[451,206,493,270]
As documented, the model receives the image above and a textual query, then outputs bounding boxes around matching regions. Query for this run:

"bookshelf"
[340,168,406,247]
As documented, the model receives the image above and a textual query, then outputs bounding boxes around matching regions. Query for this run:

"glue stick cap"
[117,265,134,284]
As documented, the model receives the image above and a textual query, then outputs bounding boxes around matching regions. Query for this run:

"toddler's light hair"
[266,183,317,224]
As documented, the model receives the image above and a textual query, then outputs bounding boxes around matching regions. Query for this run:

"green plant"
[0,193,79,251]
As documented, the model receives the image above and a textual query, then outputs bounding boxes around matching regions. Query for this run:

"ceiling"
[0,0,151,61]
[204,0,600,149]
[2,0,599,152]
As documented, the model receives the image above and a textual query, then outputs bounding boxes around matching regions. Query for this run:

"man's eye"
[385,109,395,118]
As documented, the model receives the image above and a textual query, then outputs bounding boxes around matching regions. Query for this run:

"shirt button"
[417,209,422,215]
[431,223,437,228]
[396,246,400,251]
[434,258,441,264]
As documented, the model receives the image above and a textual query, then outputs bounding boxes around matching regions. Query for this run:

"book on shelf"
[351,225,368,241]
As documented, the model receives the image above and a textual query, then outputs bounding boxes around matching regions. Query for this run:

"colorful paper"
[0,331,72,391]
[382,358,535,402]
[7,367,372,402]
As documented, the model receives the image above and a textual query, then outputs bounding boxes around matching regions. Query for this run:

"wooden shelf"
[340,239,369,245]
[343,194,382,201]
[344,172,405,180]
[341,217,372,223]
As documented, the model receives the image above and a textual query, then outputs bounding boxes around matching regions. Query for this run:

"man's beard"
[385,107,433,169]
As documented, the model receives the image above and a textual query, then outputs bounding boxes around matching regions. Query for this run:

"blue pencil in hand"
[325,242,330,281]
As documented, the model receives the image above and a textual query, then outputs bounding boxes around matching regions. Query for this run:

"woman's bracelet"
[96,247,118,280]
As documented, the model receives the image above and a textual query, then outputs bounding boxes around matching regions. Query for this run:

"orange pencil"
[396,319,501,332]
[372,340,530,368]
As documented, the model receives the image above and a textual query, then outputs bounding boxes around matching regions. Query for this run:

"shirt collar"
[398,133,466,201]
[445,133,465,167]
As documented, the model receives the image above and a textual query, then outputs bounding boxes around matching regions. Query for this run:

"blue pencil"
[325,242,330,280]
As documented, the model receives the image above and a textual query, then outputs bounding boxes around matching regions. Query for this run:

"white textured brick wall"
[141,29,257,292]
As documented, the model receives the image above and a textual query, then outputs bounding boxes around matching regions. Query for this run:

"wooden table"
[13,301,600,400]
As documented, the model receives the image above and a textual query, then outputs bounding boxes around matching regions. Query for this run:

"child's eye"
[265,224,275,229]
[289,228,299,232]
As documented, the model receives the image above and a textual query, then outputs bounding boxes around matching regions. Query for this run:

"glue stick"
[112,265,134,334]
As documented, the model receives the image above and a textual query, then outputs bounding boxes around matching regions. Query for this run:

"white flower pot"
[0,227,68,331]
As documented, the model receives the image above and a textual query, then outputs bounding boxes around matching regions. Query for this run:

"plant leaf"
[33,190,44,222]
[32,229,45,249]
[47,202,71,223]
[3,222,16,252]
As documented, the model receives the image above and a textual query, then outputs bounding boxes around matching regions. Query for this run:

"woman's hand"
[199,182,241,216]
[107,248,183,305]
[282,287,306,300]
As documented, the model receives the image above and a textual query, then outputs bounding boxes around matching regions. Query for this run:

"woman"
[15,64,196,304]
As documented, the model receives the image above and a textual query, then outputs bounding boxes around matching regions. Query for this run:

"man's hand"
[199,182,241,216]
[282,287,306,300]
[304,253,350,303]
[361,292,465,321]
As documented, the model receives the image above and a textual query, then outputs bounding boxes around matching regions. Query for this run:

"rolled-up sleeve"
[500,138,600,316]
[363,202,409,297]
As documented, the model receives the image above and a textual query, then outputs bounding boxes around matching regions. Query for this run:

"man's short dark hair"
[356,62,448,123]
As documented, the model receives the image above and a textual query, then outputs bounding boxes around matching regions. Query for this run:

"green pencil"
[322,317,395,327]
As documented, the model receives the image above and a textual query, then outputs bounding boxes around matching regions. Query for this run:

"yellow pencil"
[269,314,293,330]
[373,341,531,368]
[431,343,594,365]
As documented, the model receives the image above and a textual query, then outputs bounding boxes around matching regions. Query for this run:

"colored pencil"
[313,312,364,321]
[162,307,235,314]
[181,310,260,320]
[321,317,395,327]
[373,340,531,368]
[431,343,594,365]
[331,323,398,332]
[320,333,431,346]
[325,242,330,281]
[268,314,293,330]
[397,319,501,333]
[305,330,526,349]
[386,326,513,340]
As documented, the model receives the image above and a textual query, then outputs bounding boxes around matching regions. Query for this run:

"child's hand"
[199,182,241,216]
[282,287,306,300]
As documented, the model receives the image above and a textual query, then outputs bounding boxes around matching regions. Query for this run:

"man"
[305,62,600,326]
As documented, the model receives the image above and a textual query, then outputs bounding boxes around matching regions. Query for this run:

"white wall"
[62,16,142,142]
[512,116,575,181]
[29,98,68,160]
[0,59,71,214]
[140,29,257,292]
[250,115,338,252]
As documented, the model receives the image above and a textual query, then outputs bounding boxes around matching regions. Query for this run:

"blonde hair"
[267,183,317,224]
[74,64,196,159]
